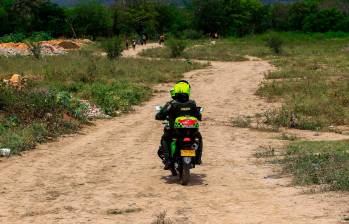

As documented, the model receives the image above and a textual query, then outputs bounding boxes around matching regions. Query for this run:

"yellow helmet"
[174,80,191,96]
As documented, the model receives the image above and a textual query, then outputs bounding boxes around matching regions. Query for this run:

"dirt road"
[0,45,348,224]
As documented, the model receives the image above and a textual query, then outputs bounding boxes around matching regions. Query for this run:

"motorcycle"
[155,106,203,185]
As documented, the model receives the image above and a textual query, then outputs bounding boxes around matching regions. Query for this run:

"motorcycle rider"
[156,80,203,170]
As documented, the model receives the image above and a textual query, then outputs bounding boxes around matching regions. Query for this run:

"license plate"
[181,150,196,157]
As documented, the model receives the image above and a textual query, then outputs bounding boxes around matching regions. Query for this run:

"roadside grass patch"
[232,116,252,128]
[265,32,284,54]
[166,38,187,58]
[277,133,298,141]
[0,49,207,154]
[256,32,349,131]
[151,211,174,224]
[254,146,276,159]
[278,140,349,191]
[100,37,123,59]
[141,38,266,61]
[107,208,142,215]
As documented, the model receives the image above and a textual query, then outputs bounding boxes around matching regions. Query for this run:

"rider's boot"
[163,160,172,170]
[161,139,172,170]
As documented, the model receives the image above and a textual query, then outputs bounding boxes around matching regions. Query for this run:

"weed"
[278,133,298,141]
[256,32,349,131]
[25,41,42,59]
[0,48,206,154]
[100,37,123,59]
[278,140,349,191]
[232,116,251,128]
[151,211,174,224]
[107,207,142,215]
[265,33,284,54]
[167,39,187,58]
[255,146,276,158]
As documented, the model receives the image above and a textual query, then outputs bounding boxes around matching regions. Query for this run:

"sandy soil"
[0,44,348,224]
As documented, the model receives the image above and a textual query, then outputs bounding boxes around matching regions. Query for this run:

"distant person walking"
[142,34,147,45]
[125,38,129,50]
[159,35,165,45]
[132,39,136,50]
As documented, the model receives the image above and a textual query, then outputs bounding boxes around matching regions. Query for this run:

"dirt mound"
[58,41,79,49]
[0,42,28,50]
[40,43,66,55]
[0,39,91,56]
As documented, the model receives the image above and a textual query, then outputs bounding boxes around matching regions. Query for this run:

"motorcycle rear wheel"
[180,163,190,185]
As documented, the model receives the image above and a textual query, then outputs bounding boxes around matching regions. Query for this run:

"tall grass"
[279,141,349,191]
[0,51,206,154]
[256,32,349,131]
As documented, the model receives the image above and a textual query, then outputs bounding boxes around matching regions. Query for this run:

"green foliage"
[256,32,349,131]
[287,2,316,30]
[265,33,284,54]
[25,41,42,59]
[0,33,26,43]
[0,49,206,154]
[100,37,123,59]
[27,32,52,42]
[141,39,260,61]
[191,0,269,36]
[303,9,346,32]
[0,86,63,125]
[1,0,349,40]
[0,32,52,43]
[180,29,203,40]
[81,82,151,115]
[166,38,187,58]
[66,1,112,39]
[56,91,88,121]
[232,116,252,128]
[280,141,349,191]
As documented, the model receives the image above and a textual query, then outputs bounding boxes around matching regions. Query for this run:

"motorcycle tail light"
[183,137,191,142]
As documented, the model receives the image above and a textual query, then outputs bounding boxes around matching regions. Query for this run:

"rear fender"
[183,157,192,165]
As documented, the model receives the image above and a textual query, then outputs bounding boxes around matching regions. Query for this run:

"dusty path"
[0,45,348,224]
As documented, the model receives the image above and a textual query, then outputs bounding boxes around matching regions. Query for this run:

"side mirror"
[155,105,162,113]
[199,107,204,113]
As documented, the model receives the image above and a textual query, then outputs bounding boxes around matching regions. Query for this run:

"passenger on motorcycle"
[156,80,203,170]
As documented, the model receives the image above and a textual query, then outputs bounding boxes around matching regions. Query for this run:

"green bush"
[265,33,284,54]
[56,91,88,121]
[81,82,151,115]
[181,29,203,40]
[0,86,64,124]
[26,32,53,42]
[100,37,123,59]
[280,141,349,191]
[26,42,42,59]
[0,122,50,154]
[303,9,345,33]
[0,32,52,43]
[166,39,187,58]
[0,33,26,43]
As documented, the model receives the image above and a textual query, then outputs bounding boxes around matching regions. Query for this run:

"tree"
[67,1,113,39]
[34,1,68,37]
[270,3,291,31]
[11,0,46,33]
[288,2,317,30]
[191,0,226,34]
[303,8,345,32]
